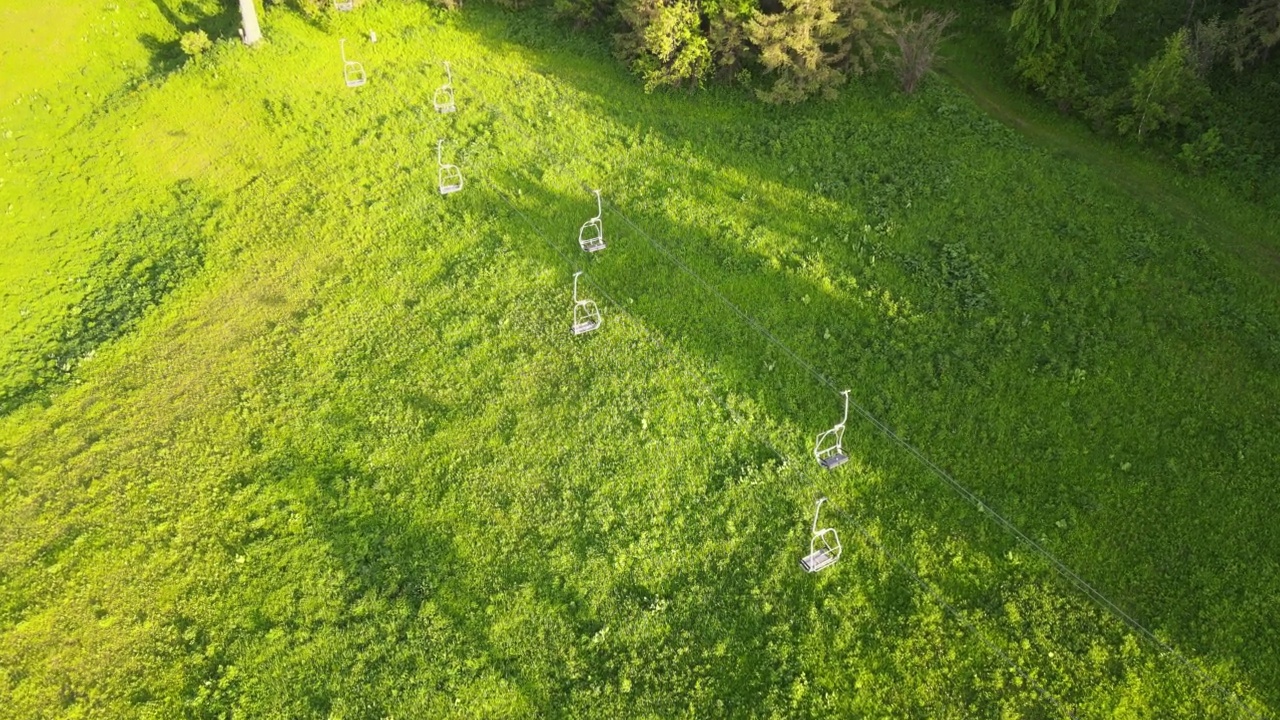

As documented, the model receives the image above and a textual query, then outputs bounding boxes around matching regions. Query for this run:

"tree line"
[516,0,955,102]
[1008,0,1279,170]
[237,0,1279,185]
[489,0,1278,178]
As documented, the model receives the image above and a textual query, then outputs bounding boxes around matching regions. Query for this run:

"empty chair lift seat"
[800,498,842,573]
[434,62,456,114]
[571,272,601,335]
[813,390,851,470]
[579,189,606,253]
[437,140,463,195]
[340,39,366,88]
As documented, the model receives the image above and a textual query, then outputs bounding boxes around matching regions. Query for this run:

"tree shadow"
[137,33,187,77]
[498,153,1280,711]
[438,9,1280,706]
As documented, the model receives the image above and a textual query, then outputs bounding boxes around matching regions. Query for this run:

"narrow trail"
[940,63,1280,281]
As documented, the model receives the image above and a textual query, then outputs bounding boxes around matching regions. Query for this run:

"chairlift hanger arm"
[812,496,827,535]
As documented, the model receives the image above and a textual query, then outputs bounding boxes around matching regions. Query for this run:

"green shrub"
[180,30,214,58]
[554,0,610,27]
[1178,127,1224,174]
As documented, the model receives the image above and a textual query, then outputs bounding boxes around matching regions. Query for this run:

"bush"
[554,0,610,27]
[889,10,956,94]
[277,0,326,18]
[180,30,214,58]
[1177,127,1224,174]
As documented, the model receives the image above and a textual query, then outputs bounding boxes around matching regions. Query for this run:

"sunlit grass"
[0,1,1277,716]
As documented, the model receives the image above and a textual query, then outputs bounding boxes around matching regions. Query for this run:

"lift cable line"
[319,59,1256,716]
[481,174,1075,718]
[595,193,1264,720]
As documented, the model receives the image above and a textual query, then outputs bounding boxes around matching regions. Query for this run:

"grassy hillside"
[1,1,1278,716]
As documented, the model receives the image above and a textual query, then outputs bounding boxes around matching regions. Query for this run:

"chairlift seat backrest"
[335,0,353,11]
[579,219,604,252]
[573,303,601,335]
[434,88,456,114]
[438,165,463,194]
[344,62,366,88]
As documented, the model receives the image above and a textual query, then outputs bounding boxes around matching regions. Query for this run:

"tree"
[1009,0,1119,107]
[708,1,754,82]
[746,0,893,103]
[616,0,713,91]
[748,0,847,103]
[1118,28,1210,142]
[1233,0,1280,70]
[834,0,895,80]
[889,10,956,94]
[240,0,263,45]
[1189,16,1229,78]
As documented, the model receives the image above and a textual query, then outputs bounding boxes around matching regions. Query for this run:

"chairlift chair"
[334,0,354,11]
[800,497,842,573]
[578,189,605,253]
[571,272,601,335]
[433,62,456,114]
[437,140,463,195]
[814,390,850,470]
[340,39,366,88]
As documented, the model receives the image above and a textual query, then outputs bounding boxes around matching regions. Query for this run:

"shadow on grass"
[438,7,1280,707]
[140,0,243,76]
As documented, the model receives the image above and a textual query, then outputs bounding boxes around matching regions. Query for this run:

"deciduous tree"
[889,10,956,94]
[1009,0,1119,107]
[1233,0,1280,70]
[1119,28,1210,141]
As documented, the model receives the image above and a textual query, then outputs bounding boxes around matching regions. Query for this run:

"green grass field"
[2,1,1279,716]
